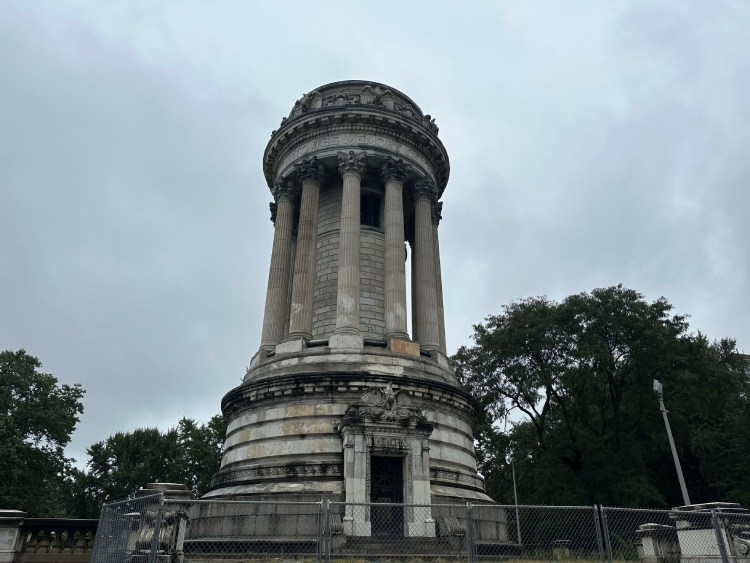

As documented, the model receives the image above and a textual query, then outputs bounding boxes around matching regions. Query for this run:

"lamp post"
[511,460,522,545]
[653,379,691,506]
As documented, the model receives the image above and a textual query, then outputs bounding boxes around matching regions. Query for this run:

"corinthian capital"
[413,177,438,202]
[431,200,443,226]
[271,178,294,202]
[337,151,366,178]
[295,156,324,183]
[269,201,277,223]
[380,157,410,184]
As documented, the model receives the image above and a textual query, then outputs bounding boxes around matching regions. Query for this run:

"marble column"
[330,151,366,349]
[287,157,323,341]
[413,178,440,352]
[432,201,447,354]
[408,238,418,343]
[260,179,295,352]
[381,157,409,341]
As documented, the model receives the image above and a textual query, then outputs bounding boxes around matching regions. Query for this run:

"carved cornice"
[430,468,486,491]
[337,151,366,178]
[223,373,479,421]
[264,119,450,195]
[381,157,410,184]
[346,383,426,424]
[413,178,438,202]
[294,156,324,183]
[431,200,443,226]
[284,83,437,134]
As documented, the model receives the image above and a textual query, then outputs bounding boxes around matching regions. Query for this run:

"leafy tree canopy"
[453,286,750,507]
[0,349,84,516]
[69,415,227,517]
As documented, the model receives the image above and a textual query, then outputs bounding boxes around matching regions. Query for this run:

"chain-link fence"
[92,497,749,563]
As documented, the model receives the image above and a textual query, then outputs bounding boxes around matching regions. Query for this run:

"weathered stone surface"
[210,82,491,538]
[389,337,420,357]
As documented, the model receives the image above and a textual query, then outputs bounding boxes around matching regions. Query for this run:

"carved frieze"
[212,463,344,486]
[350,383,426,424]
[281,83,439,135]
[337,150,366,178]
[371,435,407,452]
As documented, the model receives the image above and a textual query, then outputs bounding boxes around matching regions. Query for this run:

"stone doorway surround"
[339,384,435,538]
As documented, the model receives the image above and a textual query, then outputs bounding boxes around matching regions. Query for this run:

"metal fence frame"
[92,497,745,563]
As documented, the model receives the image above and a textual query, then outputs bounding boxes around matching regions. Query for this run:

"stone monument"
[206,80,491,534]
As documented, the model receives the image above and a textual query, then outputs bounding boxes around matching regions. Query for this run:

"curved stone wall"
[210,81,491,513]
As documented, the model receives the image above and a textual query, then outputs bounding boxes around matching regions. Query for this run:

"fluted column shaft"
[334,151,366,338]
[260,182,294,351]
[432,201,447,354]
[287,158,323,340]
[382,158,409,340]
[413,179,440,352]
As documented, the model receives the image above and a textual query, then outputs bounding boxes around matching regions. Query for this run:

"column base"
[275,338,306,355]
[329,332,364,350]
[388,337,420,357]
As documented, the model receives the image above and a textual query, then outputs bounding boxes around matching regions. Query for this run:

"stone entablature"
[283,82,433,127]
[264,80,450,195]
[223,370,475,420]
[274,126,438,183]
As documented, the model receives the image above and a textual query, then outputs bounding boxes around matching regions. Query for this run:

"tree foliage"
[70,415,227,516]
[0,349,85,516]
[453,286,750,507]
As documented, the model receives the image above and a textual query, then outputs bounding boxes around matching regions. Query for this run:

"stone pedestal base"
[329,332,364,350]
[275,338,306,355]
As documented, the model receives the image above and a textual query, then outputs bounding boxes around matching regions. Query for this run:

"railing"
[0,513,98,563]
[77,499,750,563]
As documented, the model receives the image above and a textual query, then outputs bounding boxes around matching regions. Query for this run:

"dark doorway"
[370,456,404,537]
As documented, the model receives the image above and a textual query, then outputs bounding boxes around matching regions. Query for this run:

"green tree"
[0,349,85,516]
[177,415,227,496]
[75,415,227,515]
[453,286,749,507]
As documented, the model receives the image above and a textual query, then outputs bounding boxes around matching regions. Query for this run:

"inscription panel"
[278,131,435,177]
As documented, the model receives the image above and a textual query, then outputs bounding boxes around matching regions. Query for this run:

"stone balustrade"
[0,511,97,563]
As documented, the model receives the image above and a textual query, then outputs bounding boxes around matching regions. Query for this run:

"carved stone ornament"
[381,156,410,183]
[271,178,294,202]
[278,83,441,138]
[295,156,325,183]
[337,151,366,178]
[422,114,439,134]
[413,177,438,202]
[431,200,443,226]
[269,201,277,223]
[354,384,425,423]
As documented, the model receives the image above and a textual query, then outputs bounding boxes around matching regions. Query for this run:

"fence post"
[147,494,165,563]
[465,502,476,563]
[710,510,731,563]
[319,498,332,563]
[599,506,614,563]
[593,505,606,563]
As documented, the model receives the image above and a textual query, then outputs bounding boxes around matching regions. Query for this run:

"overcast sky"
[2,1,749,468]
